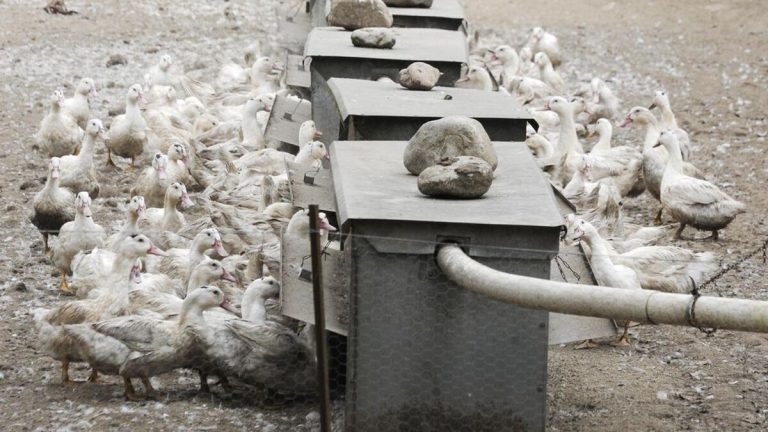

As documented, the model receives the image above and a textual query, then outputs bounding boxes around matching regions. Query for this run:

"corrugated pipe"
[436,244,768,333]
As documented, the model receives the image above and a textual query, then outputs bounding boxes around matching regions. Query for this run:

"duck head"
[309,141,329,161]
[244,94,272,115]
[186,285,240,316]
[197,228,228,257]
[121,233,168,258]
[193,257,239,285]
[75,191,93,218]
[543,96,570,115]
[649,90,669,110]
[86,118,107,139]
[619,106,652,128]
[169,142,188,164]
[167,182,193,208]
[298,120,322,144]
[152,152,168,180]
[127,84,147,105]
[76,78,97,98]
[128,195,147,221]
[491,45,518,65]
[533,52,551,68]
[50,89,65,110]
[159,54,173,71]
[48,157,62,180]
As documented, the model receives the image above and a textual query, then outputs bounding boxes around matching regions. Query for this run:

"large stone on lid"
[403,116,497,175]
[417,156,494,199]
[327,0,394,30]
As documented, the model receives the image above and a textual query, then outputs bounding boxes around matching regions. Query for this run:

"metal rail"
[309,204,332,432]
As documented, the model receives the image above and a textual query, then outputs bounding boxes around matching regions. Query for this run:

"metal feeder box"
[316,77,535,146]
[310,0,465,30]
[331,140,562,432]
[264,94,312,150]
[304,27,467,130]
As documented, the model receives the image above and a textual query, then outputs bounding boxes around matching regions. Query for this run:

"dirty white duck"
[656,131,746,240]
[143,228,230,287]
[294,141,329,170]
[62,78,97,129]
[106,84,148,169]
[35,89,83,157]
[518,46,538,78]
[241,95,272,150]
[649,90,681,130]
[585,78,620,121]
[545,97,583,186]
[94,285,239,397]
[31,157,75,253]
[166,142,192,185]
[579,180,626,237]
[147,54,215,101]
[58,118,103,198]
[534,52,565,93]
[50,192,106,294]
[586,118,644,197]
[131,152,170,208]
[527,27,562,67]
[240,277,281,323]
[32,262,150,392]
[143,182,194,233]
[298,120,323,147]
[106,196,147,251]
[620,107,701,223]
[489,45,520,85]
[456,64,495,91]
[47,236,167,323]
[506,76,554,105]
[571,218,641,346]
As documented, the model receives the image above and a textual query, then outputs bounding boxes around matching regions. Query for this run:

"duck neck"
[112,252,143,282]
[124,210,140,232]
[162,195,180,225]
[557,108,578,154]
[665,141,684,173]
[43,174,60,193]
[592,128,612,153]
[186,267,211,294]
[125,99,141,119]
[641,118,661,152]
[581,232,614,270]
[179,302,207,327]
[78,134,97,167]
[478,72,493,91]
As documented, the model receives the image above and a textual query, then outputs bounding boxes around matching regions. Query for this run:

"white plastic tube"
[436,245,768,333]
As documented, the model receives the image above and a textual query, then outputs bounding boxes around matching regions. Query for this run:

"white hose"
[436,245,768,333]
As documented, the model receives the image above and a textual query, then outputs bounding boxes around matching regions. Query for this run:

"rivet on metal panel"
[538,322,546,329]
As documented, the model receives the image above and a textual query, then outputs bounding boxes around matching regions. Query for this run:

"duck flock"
[27,23,747,402]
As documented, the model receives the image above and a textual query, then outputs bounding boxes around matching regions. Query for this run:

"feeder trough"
[328,140,560,431]
[264,94,312,150]
[316,77,536,146]
[310,0,465,30]
[304,27,467,132]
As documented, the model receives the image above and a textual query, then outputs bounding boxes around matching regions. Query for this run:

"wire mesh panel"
[346,235,549,431]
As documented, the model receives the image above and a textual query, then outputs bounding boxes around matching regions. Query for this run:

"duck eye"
[138,238,145,242]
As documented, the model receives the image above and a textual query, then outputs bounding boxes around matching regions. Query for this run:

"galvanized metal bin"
[304,27,467,136]
[317,77,536,145]
[309,0,465,30]
[331,140,562,432]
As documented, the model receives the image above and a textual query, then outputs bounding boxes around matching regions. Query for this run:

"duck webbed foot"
[123,378,143,401]
[59,274,75,295]
[704,230,720,241]
[141,377,164,401]
[106,151,117,168]
[574,339,600,350]
[673,223,687,240]
[654,207,664,225]
[610,325,632,347]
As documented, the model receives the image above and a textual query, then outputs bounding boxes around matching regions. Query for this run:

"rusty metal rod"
[436,244,768,333]
[309,204,332,432]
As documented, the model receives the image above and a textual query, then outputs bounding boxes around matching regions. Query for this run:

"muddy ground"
[0,0,767,430]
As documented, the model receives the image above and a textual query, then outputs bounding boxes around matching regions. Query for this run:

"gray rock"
[351,28,396,49]
[399,62,441,90]
[417,156,494,199]
[384,0,433,6]
[106,54,128,67]
[403,116,497,175]
[327,0,393,30]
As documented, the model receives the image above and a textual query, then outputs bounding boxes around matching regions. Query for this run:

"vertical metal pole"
[309,204,332,432]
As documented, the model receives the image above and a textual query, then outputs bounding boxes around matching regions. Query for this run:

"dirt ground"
[0,0,767,430]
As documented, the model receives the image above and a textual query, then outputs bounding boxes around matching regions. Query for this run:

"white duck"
[527,27,562,67]
[571,218,641,346]
[143,228,230,288]
[106,84,148,168]
[455,64,495,91]
[30,157,75,252]
[656,131,746,240]
[294,141,329,169]
[62,78,97,128]
[143,182,194,233]
[35,89,83,157]
[166,142,191,185]
[94,285,239,398]
[490,45,520,85]
[50,192,106,293]
[585,78,620,121]
[534,52,565,93]
[241,95,272,150]
[586,118,644,197]
[47,236,167,323]
[147,54,215,101]
[620,107,701,223]
[506,76,554,104]
[131,152,170,208]
[545,97,583,186]
[298,120,323,147]
[58,118,103,198]
[649,90,681,130]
